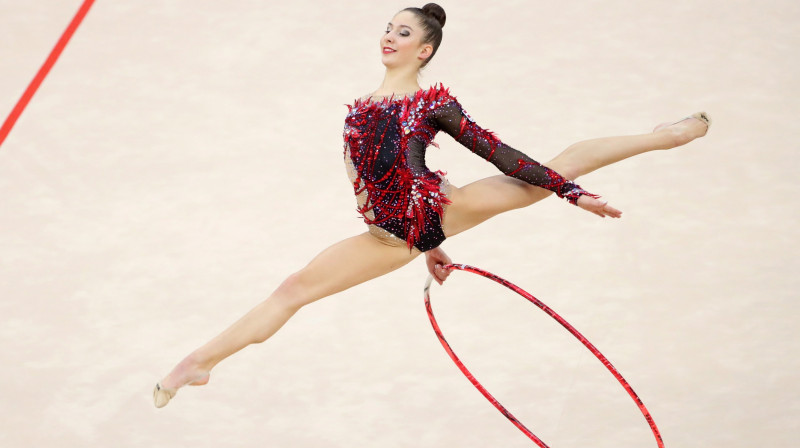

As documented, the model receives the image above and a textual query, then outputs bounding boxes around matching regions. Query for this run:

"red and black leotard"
[343,83,596,252]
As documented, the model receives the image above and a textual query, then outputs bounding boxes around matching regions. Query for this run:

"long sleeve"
[432,98,597,205]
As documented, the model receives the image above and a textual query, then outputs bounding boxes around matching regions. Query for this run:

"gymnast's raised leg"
[442,115,710,237]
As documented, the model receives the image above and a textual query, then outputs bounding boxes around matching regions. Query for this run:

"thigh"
[442,175,554,238]
[292,232,422,304]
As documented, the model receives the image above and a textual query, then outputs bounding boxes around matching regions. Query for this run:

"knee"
[271,271,314,311]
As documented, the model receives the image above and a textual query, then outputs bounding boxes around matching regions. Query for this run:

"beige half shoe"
[153,383,177,408]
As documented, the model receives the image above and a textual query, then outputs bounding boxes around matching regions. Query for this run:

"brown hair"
[402,3,446,67]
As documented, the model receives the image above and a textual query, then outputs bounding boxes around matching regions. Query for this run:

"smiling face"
[380,11,433,70]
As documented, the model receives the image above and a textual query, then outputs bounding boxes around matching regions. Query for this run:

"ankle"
[653,129,683,150]
[184,350,215,373]
[162,353,211,388]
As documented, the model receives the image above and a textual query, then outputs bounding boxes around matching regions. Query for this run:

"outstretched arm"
[432,99,613,212]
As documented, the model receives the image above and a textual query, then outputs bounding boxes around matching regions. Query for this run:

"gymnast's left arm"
[432,97,621,218]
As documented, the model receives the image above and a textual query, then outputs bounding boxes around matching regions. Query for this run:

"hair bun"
[421,3,446,28]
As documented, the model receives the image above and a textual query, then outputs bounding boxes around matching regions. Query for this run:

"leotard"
[343,83,596,252]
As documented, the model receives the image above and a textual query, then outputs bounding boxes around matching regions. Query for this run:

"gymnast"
[154,3,710,407]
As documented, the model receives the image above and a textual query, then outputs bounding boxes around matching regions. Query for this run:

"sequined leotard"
[343,83,596,252]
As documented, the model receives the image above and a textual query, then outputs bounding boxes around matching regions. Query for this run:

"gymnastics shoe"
[653,111,712,147]
[683,111,712,130]
[692,111,712,128]
[153,372,210,408]
[654,111,712,132]
[153,382,176,408]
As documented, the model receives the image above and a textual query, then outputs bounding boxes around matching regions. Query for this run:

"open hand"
[577,195,622,218]
[425,246,453,285]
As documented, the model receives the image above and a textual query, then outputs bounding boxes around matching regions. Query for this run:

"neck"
[375,66,422,96]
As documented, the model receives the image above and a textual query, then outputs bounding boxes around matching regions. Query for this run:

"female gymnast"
[153,3,710,408]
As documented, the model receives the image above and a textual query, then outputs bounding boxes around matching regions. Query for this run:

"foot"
[153,355,211,408]
[653,112,712,148]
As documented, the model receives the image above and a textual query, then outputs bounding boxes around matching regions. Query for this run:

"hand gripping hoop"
[424,264,664,447]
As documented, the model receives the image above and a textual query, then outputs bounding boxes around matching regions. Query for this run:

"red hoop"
[424,264,664,447]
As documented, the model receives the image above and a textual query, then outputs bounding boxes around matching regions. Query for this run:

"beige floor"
[1,1,797,447]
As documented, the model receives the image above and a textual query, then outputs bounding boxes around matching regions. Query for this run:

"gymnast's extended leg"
[155,233,421,405]
[443,115,709,237]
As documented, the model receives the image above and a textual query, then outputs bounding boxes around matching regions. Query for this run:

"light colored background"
[1,1,797,447]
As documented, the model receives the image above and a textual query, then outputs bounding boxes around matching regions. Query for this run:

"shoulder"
[419,83,463,115]
[421,82,458,103]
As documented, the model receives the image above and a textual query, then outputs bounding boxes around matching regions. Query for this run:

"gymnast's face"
[380,11,433,70]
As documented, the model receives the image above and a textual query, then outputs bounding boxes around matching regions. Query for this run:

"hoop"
[424,263,664,447]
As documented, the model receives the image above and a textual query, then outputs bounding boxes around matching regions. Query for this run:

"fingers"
[425,246,453,284]
[428,264,442,285]
[590,199,608,218]
[591,206,621,218]
[427,261,444,285]
[586,197,622,219]
[604,204,623,218]
[434,263,452,284]
[599,201,622,218]
[435,264,446,283]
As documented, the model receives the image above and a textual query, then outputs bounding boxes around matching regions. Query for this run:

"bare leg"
[443,115,710,237]
[546,114,709,180]
[157,233,420,398]
[154,114,709,405]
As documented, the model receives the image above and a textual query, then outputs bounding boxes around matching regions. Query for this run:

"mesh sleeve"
[432,99,597,205]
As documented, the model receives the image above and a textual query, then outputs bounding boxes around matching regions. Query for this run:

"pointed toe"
[692,111,712,127]
[153,383,176,408]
